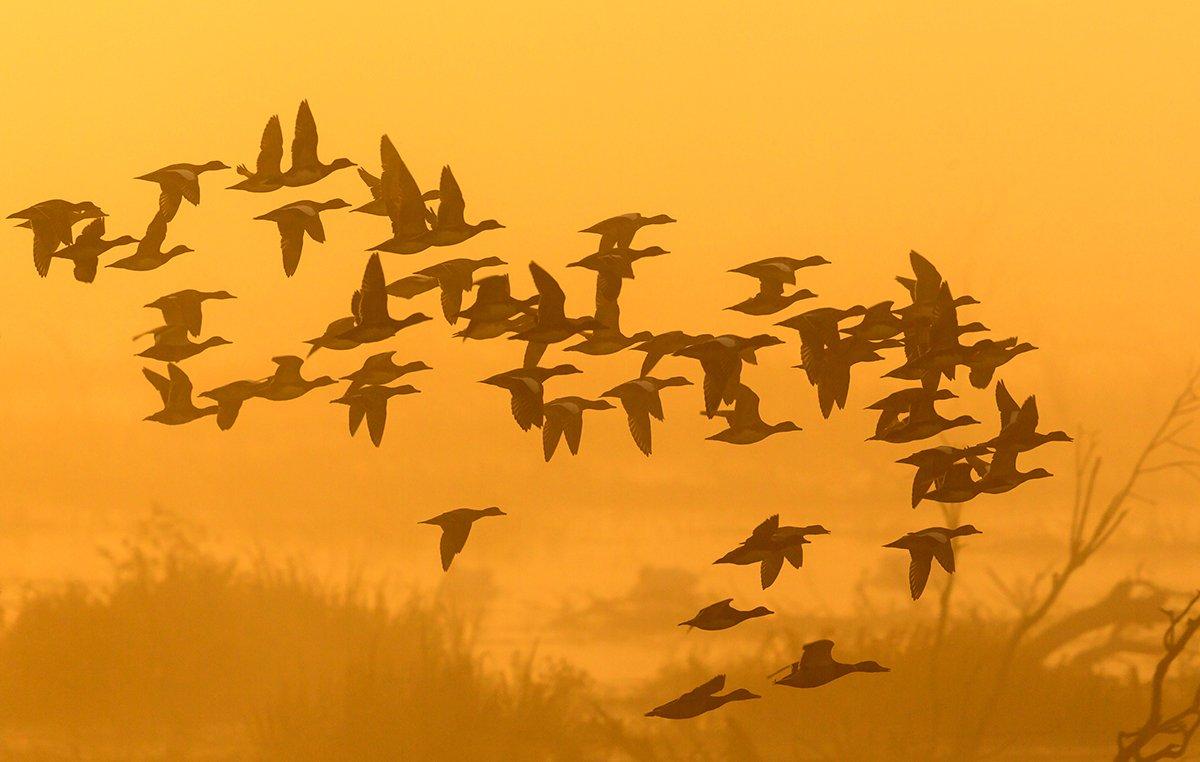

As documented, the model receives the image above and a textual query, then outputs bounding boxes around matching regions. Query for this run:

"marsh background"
[2,3,1200,759]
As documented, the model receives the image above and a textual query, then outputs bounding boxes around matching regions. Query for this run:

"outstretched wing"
[435,165,466,229]
[438,522,472,571]
[256,115,284,176]
[908,548,934,600]
[291,100,320,170]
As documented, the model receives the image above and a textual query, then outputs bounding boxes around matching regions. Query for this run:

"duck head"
[772,421,803,434]
[322,198,352,210]
[954,524,984,536]
[638,245,670,257]
[476,255,507,267]
[386,384,421,398]
[206,290,237,300]
[720,688,760,703]
[801,255,832,267]
[110,235,139,246]
[548,364,583,377]
[658,376,692,388]
[480,506,507,517]
[203,336,233,349]
[72,201,106,217]
[800,524,831,535]
[476,219,505,231]
[165,245,195,259]
[400,312,434,328]
[585,399,616,411]
[329,158,357,171]
[958,321,989,334]
[852,661,890,673]
[202,160,231,171]
[1024,468,1053,481]
[950,415,981,428]
[628,330,655,343]
[747,606,774,618]
[401,360,433,374]
[309,376,338,388]
[646,213,676,225]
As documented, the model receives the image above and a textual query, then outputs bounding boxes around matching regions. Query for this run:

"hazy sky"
[2,4,1198,628]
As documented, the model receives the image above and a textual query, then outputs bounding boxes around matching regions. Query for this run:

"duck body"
[419,506,506,571]
[199,378,268,430]
[601,375,691,456]
[632,331,713,377]
[884,524,981,599]
[337,254,433,344]
[772,640,889,689]
[330,383,420,446]
[342,353,431,390]
[50,218,137,282]
[480,364,582,430]
[255,198,350,277]
[259,356,336,401]
[143,364,218,426]
[9,199,107,273]
[136,160,229,219]
[541,396,615,461]
[715,515,829,588]
[645,675,759,719]
[728,256,829,284]
[679,599,773,631]
[581,212,675,251]
[145,289,236,337]
[136,325,231,362]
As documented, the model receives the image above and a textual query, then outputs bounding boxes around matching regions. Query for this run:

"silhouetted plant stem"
[959,371,1200,759]
[1114,591,1200,761]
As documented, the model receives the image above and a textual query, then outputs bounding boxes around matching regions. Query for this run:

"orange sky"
[2,3,1199,630]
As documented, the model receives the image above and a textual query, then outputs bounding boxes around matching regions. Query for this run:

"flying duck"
[278,100,355,187]
[770,640,889,688]
[351,166,439,217]
[568,245,669,303]
[776,305,869,350]
[341,352,431,390]
[143,364,218,426]
[673,334,784,417]
[896,444,991,508]
[367,135,437,255]
[679,599,773,631]
[259,356,336,401]
[884,524,982,599]
[631,331,713,377]
[48,217,137,282]
[480,364,582,431]
[726,281,817,316]
[645,675,759,720]
[199,378,268,430]
[304,316,361,355]
[580,212,675,251]
[726,256,827,315]
[402,256,507,323]
[985,381,1072,453]
[510,262,601,367]
[541,396,614,461]
[600,375,692,456]
[792,327,896,418]
[962,338,1037,388]
[728,256,830,283]
[419,506,506,571]
[335,254,432,344]
[229,114,287,192]
[426,166,503,248]
[707,384,802,445]
[135,160,229,219]
[714,514,829,588]
[868,382,979,444]
[564,298,653,356]
[107,208,193,272]
[135,324,231,363]
[456,274,538,324]
[9,199,106,275]
[254,198,351,277]
[144,289,235,337]
[330,383,420,447]
[841,300,904,341]
[923,461,985,504]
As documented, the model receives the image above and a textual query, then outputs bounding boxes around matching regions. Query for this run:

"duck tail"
[235,164,252,178]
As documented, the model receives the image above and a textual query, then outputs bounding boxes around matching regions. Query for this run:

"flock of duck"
[8,100,1070,721]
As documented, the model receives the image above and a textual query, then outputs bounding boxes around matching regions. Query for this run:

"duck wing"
[73,255,99,283]
[510,379,544,431]
[930,536,956,574]
[541,409,565,461]
[165,363,195,408]
[143,367,171,405]
[730,385,764,428]
[256,115,284,177]
[699,353,739,417]
[380,135,429,241]
[358,167,382,199]
[301,208,326,243]
[31,219,60,277]
[760,553,785,589]
[138,208,171,257]
[347,399,366,436]
[685,674,726,699]
[624,403,653,456]
[908,547,934,600]
[291,100,321,171]
[528,262,566,325]
[279,219,306,277]
[356,254,391,325]
[365,395,388,447]
[783,543,805,569]
[438,521,473,571]
[435,166,466,229]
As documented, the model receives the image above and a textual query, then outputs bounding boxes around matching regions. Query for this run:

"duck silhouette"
[229,114,287,192]
[397,256,507,323]
[336,254,432,344]
[893,282,979,380]
[48,217,137,282]
[679,599,773,631]
[143,364,218,426]
[715,514,829,588]
[726,281,817,316]
[304,316,362,355]
[510,262,601,367]
[962,338,1036,388]
[254,199,351,277]
[674,334,784,417]
[600,375,692,456]
[456,274,538,324]
[973,447,1052,496]
[896,444,991,508]
[341,352,431,390]
[367,135,437,255]
[135,160,229,220]
[480,365,582,431]
[9,199,106,275]
[770,640,889,688]
[707,384,802,445]
[135,324,231,363]
[278,101,355,187]
[454,312,535,342]
[645,675,759,719]
[791,327,895,418]
[330,383,420,447]
[884,525,982,600]
[199,378,268,430]
[564,298,653,356]
[841,300,904,341]
[419,507,506,571]
[144,289,235,337]
[631,331,714,377]
[726,256,825,316]
[426,165,504,248]
[985,381,1072,453]
[924,461,984,504]
[568,245,669,302]
[867,381,979,443]
[541,396,614,461]
[108,208,193,272]
[259,356,336,401]
[729,255,830,283]
[581,212,675,251]
[350,166,439,217]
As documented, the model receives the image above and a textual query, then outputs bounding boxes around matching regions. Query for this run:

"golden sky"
[2,3,1199,630]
